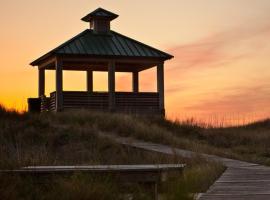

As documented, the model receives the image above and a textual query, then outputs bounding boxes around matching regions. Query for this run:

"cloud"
[160,22,270,123]
[162,22,270,100]
[166,23,270,71]
[182,83,270,114]
[116,22,270,123]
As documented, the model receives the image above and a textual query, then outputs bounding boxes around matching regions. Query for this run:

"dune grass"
[3,105,269,165]
[29,108,270,165]
[0,106,225,200]
[52,109,270,164]
[149,116,270,165]
[0,161,224,200]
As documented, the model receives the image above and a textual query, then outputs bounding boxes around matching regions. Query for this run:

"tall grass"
[4,108,268,165]
[166,161,224,200]
[0,161,225,200]
[37,109,270,165]
[0,106,225,200]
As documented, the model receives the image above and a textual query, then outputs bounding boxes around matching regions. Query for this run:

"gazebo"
[29,8,173,115]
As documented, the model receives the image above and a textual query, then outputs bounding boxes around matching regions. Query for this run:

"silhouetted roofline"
[30,29,173,66]
[81,7,118,22]
[111,31,173,60]
[30,30,89,66]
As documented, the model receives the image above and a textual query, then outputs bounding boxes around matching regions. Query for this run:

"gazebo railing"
[44,91,160,114]
[62,91,109,110]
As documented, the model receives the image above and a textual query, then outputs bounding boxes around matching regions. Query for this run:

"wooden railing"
[40,95,49,112]
[46,91,160,114]
[40,94,56,112]
[115,92,159,114]
[1,164,185,200]
[49,92,56,111]
[62,92,109,110]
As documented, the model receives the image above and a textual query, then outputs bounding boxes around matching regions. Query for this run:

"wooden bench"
[1,164,185,200]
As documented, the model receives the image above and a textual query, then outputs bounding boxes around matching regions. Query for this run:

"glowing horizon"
[1,0,270,125]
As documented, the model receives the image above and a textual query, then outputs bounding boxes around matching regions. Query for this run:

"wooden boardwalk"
[1,164,185,200]
[101,133,270,200]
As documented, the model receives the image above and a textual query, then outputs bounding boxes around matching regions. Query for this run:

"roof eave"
[166,55,174,60]
[30,30,89,66]
[30,53,55,66]
[81,15,118,22]
[30,51,173,67]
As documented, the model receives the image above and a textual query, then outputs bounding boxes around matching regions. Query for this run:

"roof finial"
[81,8,119,34]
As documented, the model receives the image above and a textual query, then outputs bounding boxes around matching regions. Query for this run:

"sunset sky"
[1,0,270,125]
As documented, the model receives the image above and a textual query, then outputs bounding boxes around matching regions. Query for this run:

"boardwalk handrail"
[0,164,185,174]
[0,164,185,200]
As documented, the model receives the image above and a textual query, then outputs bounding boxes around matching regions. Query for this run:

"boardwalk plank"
[98,133,270,200]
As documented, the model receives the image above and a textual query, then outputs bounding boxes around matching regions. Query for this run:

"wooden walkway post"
[157,62,165,114]
[132,71,139,92]
[38,68,45,97]
[108,61,116,111]
[87,70,93,92]
[55,58,63,111]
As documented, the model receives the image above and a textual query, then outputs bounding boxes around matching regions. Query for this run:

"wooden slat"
[98,133,270,200]
[61,91,159,113]
[44,91,160,114]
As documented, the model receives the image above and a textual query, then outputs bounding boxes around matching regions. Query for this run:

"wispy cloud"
[167,23,270,71]
[116,22,270,123]
[161,22,270,122]
[183,83,270,113]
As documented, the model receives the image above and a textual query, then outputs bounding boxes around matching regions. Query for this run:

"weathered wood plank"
[1,164,184,200]
[97,133,270,200]
[46,91,160,113]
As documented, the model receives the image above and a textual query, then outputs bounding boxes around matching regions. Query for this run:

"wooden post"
[132,71,139,93]
[87,70,93,92]
[38,68,45,97]
[157,62,165,115]
[152,182,158,200]
[144,182,158,200]
[108,61,115,111]
[55,58,63,112]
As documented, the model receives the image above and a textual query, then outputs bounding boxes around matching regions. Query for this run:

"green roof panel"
[30,30,173,66]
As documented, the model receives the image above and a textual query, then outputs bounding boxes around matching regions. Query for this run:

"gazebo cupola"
[82,7,118,34]
[29,7,173,115]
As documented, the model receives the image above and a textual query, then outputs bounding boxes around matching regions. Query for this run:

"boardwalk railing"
[1,164,185,200]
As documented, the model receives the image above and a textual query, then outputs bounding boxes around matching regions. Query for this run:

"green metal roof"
[30,29,173,66]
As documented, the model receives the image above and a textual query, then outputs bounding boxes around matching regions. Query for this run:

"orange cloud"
[167,23,270,71]
[159,23,270,124]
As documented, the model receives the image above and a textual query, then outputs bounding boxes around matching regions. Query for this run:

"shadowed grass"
[2,107,269,165]
[0,106,225,199]
[42,109,270,165]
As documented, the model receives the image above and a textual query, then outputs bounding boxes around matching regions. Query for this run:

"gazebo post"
[87,70,93,92]
[30,8,173,114]
[157,62,165,115]
[55,58,63,112]
[108,61,116,111]
[132,71,139,93]
[38,68,45,97]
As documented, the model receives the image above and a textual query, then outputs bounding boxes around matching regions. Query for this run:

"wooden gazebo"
[29,8,173,115]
